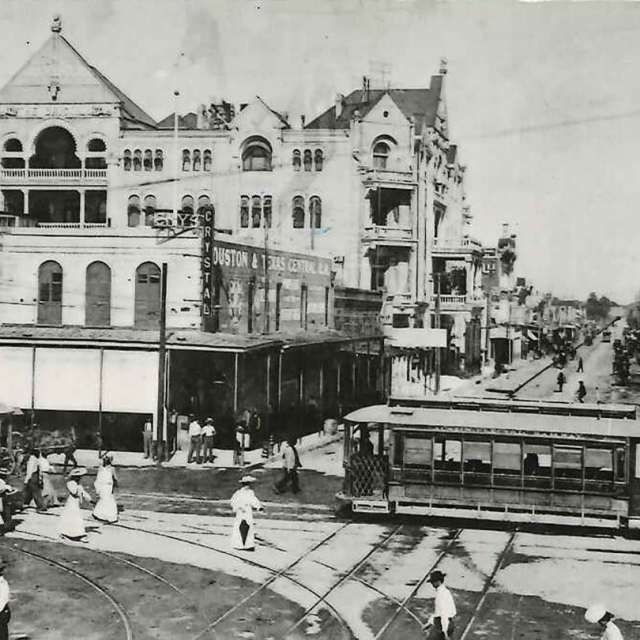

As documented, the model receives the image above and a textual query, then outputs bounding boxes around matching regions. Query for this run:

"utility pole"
[263,214,270,333]
[156,262,168,465]
[485,287,492,364]
[434,272,441,395]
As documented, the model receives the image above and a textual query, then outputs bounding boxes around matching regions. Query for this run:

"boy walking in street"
[424,571,456,640]
[274,438,301,494]
[557,369,566,392]
[577,380,587,403]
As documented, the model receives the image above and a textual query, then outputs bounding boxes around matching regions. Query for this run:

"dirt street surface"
[3,509,640,639]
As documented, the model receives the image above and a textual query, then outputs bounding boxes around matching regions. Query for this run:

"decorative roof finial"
[439,57,448,75]
[51,14,62,33]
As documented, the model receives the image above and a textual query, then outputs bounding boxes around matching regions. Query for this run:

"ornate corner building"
[0,18,485,447]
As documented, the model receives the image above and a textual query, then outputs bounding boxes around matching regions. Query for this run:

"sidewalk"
[47,429,343,473]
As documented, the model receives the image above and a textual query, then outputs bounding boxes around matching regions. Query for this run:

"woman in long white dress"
[93,455,118,524]
[38,450,59,508]
[230,476,263,551]
[57,468,92,541]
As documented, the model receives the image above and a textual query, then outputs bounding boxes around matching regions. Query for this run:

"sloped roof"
[305,76,443,134]
[0,29,156,130]
[156,112,199,130]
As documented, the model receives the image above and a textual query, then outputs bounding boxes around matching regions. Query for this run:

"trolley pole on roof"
[156,262,168,465]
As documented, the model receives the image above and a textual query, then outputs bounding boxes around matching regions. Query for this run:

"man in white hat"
[424,570,456,640]
[0,559,10,640]
[230,476,263,551]
[585,604,624,639]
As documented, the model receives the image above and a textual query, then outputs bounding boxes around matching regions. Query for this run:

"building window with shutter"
[193,149,202,172]
[314,149,323,171]
[182,149,191,172]
[37,261,63,325]
[133,149,142,171]
[203,150,212,172]
[309,196,322,229]
[293,149,301,171]
[251,195,262,228]
[292,196,305,228]
[154,150,163,171]
[127,195,141,227]
[240,195,249,228]
[303,149,312,172]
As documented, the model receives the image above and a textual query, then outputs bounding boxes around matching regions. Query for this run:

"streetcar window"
[493,442,522,488]
[553,446,583,491]
[463,441,491,486]
[434,438,461,484]
[614,447,626,483]
[402,436,432,469]
[585,447,613,493]
[523,443,551,490]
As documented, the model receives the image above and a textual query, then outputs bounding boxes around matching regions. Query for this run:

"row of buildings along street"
[0,17,605,455]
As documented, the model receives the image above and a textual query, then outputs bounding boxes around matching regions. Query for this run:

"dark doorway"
[38,261,63,325]
[30,127,81,169]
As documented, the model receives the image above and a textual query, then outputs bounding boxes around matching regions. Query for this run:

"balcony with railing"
[430,293,485,310]
[0,214,109,231]
[431,236,483,255]
[0,168,108,184]
[362,224,414,245]
[362,167,416,187]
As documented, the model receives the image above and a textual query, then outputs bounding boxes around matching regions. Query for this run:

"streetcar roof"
[343,404,640,439]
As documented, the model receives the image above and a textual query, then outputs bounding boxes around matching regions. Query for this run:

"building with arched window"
[0,17,491,450]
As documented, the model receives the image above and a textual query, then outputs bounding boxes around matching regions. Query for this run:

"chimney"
[439,57,448,75]
[502,223,509,238]
[196,104,207,129]
[335,93,344,119]
[362,76,370,103]
[300,114,306,128]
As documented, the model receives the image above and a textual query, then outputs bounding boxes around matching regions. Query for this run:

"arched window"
[242,138,272,171]
[240,196,249,228]
[154,150,163,171]
[251,195,262,228]
[310,196,322,229]
[292,196,305,229]
[85,261,111,327]
[263,196,272,228]
[373,141,390,169]
[127,195,141,227]
[143,195,156,226]
[143,149,153,171]
[37,261,63,326]
[203,150,212,172]
[181,195,194,227]
[314,149,323,172]
[134,262,161,329]
[197,195,212,226]
[4,138,22,153]
[193,149,202,172]
[30,126,80,169]
[182,149,191,172]
[87,138,106,152]
[303,149,312,172]
[133,149,142,171]
[292,149,301,172]
[123,149,132,172]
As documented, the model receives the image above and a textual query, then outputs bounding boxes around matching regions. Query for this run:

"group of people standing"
[18,449,120,542]
[187,416,217,464]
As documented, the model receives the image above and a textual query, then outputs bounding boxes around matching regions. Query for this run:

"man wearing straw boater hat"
[585,604,624,639]
[424,570,456,640]
[229,476,264,551]
[0,558,11,640]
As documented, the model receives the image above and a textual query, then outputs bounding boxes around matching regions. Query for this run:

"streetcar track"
[191,521,352,640]
[373,528,463,639]
[457,529,518,640]
[284,523,406,638]
[108,520,354,640]
[0,541,134,640]
[22,528,205,616]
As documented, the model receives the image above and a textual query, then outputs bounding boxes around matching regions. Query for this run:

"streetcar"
[338,396,640,531]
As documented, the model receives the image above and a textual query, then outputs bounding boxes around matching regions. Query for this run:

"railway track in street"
[0,540,134,640]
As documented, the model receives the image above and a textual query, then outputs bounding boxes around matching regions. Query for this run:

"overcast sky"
[1,0,640,303]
